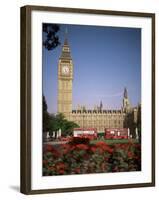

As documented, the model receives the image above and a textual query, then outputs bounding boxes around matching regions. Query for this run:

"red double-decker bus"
[105,128,129,139]
[73,128,97,139]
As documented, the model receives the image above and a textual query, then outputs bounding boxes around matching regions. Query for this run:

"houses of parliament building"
[57,37,140,133]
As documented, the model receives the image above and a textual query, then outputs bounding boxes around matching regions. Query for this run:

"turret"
[122,87,131,112]
[100,101,103,111]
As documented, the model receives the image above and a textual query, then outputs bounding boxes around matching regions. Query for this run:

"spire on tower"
[100,101,103,111]
[65,27,68,35]
[64,27,68,46]
[60,27,72,60]
[124,87,128,98]
[98,101,103,111]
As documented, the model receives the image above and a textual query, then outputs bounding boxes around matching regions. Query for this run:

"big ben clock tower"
[57,37,73,116]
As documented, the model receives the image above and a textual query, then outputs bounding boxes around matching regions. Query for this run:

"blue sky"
[43,24,141,114]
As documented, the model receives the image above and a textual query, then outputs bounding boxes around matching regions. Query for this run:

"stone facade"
[67,110,126,132]
[57,38,139,133]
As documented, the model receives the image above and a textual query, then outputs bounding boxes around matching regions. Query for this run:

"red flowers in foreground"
[95,141,113,153]
[76,144,89,150]
[43,140,141,176]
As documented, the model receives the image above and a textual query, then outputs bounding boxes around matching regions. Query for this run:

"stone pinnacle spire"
[64,27,68,45]
[100,100,103,110]
[124,87,128,99]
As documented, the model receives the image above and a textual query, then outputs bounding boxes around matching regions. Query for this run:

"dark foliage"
[43,95,50,132]
[43,24,60,50]
[69,137,90,145]
[42,98,79,137]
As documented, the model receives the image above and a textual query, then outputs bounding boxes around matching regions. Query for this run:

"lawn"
[90,138,139,145]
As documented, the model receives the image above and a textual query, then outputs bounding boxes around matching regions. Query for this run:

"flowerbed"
[43,140,141,176]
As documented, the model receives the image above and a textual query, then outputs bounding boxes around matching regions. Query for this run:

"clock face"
[62,66,70,75]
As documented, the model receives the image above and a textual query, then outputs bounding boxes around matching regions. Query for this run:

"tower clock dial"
[62,65,70,75]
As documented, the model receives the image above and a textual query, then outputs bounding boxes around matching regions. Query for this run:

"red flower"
[104,157,109,161]
[76,144,88,150]
[61,144,72,154]
[43,144,53,152]
[56,162,66,170]
[43,144,60,157]
[98,148,104,154]
[128,151,134,158]
[95,142,113,154]
[90,146,97,153]
[58,169,65,174]
[96,141,107,146]
[74,167,81,173]
[48,166,55,171]
[54,162,67,174]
